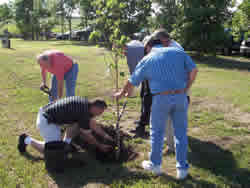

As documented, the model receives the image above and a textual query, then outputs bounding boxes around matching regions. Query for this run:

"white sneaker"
[142,160,162,175]
[177,169,188,180]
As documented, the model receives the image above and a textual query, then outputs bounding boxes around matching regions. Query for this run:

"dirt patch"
[191,97,250,125]
[72,125,138,163]
[192,135,250,151]
[203,136,236,149]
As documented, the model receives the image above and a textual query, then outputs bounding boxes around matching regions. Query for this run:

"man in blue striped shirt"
[113,46,198,180]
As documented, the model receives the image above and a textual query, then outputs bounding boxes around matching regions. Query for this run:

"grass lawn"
[0,39,250,188]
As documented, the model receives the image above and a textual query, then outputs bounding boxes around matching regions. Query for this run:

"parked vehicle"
[220,28,243,55]
[240,38,250,57]
[75,27,92,41]
[40,32,56,39]
[56,32,69,40]
[56,30,78,40]
[55,27,94,41]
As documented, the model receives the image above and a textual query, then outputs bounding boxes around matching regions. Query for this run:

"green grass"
[0,39,250,188]
[1,18,83,36]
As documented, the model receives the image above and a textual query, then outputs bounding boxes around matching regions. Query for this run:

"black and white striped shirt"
[42,96,91,129]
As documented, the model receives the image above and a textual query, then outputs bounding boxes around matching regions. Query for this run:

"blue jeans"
[150,93,189,170]
[50,63,79,101]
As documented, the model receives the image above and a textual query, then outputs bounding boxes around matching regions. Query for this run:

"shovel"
[40,85,55,101]
[40,85,52,96]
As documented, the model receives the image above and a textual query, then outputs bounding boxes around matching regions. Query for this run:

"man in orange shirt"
[37,50,79,101]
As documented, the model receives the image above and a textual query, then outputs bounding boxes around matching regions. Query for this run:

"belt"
[153,89,185,96]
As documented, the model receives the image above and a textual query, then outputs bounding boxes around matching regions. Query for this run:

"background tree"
[79,0,96,29]
[0,3,13,29]
[168,2,186,44]
[232,0,250,40]
[91,0,152,46]
[32,0,58,40]
[14,0,57,40]
[14,0,34,40]
[151,0,185,44]
[56,0,79,40]
[152,0,181,32]
[180,0,234,55]
[55,0,66,35]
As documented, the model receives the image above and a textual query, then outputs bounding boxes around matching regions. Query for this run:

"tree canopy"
[232,0,250,40]
[90,0,152,46]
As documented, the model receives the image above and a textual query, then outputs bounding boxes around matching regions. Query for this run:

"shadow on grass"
[190,54,250,72]
[46,151,151,188]
[20,152,43,162]
[189,136,250,187]
[20,149,139,188]
[155,173,219,188]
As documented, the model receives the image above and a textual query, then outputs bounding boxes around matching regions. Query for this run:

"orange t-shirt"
[40,50,73,80]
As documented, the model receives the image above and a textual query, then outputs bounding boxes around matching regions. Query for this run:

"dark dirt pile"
[72,125,138,163]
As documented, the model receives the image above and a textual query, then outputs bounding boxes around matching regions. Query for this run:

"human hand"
[40,83,49,90]
[104,134,114,142]
[99,144,112,153]
[113,91,124,100]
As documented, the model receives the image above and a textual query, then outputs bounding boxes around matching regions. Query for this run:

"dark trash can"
[2,38,11,48]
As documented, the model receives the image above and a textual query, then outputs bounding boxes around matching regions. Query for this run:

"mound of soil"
[72,125,138,163]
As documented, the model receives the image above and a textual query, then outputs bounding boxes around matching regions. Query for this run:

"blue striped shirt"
[129,47,196,94]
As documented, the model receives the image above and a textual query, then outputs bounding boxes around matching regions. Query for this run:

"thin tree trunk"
[115,54,120,160]
[115,54,120,123]
[69,18,72,40]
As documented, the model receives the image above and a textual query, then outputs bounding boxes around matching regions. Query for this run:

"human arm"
[40,68,48,89]
[113,80,134,100]
[57,79,64,99]
[79,128,112,152]
[89,119,114,142]
[184,54,198,92]
[185,68,198,92]
[114,57,149,100]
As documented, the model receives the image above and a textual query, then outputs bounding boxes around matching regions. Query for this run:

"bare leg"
[30,138,45,154]
[63,123,79,143]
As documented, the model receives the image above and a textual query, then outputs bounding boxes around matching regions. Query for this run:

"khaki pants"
[166,115,175,151]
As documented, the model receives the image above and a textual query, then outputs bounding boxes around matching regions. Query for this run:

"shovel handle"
[40,85,52,97]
